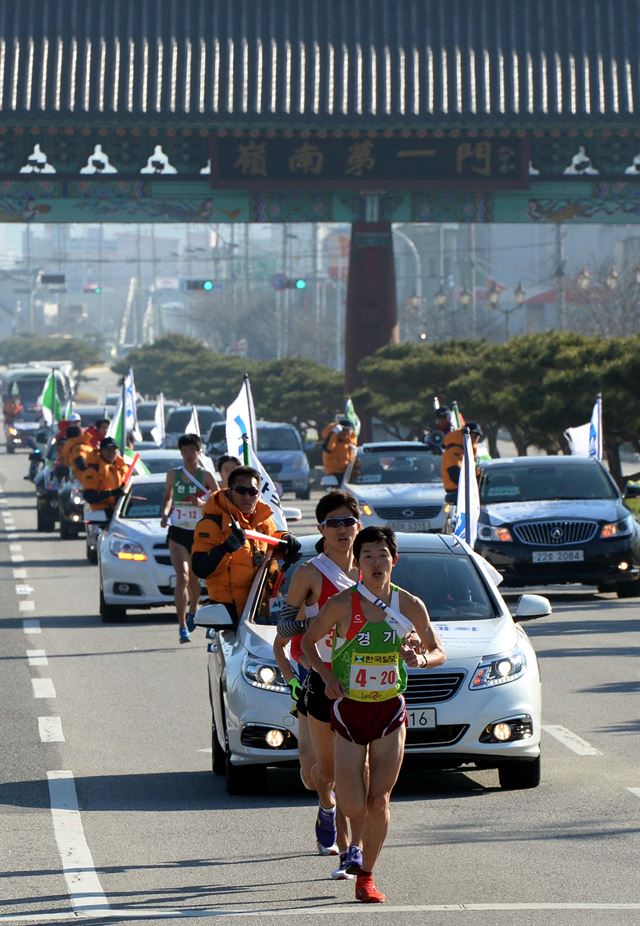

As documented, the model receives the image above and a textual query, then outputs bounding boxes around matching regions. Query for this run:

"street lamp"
[577,266,591,289]
[514,281,526,306]
[459,286,471,306]
[488,281,501,307]
[434,285,447,307]
[605,267,619,290]
[488,282,525,341]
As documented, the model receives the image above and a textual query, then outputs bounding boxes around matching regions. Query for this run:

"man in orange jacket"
[321,417,357,479]
[192,465,301,621]
[80,437,128,522]
[441,422,482,503]
[60,418,94,482]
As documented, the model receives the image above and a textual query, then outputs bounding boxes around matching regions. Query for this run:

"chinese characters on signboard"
[211,136,528,187]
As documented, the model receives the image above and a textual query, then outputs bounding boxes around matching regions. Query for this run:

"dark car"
[476,456,640,598]
[164,406,223,448]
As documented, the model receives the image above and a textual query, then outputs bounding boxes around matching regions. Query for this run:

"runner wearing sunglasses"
[192,465,301,622]
[274,490,364,879]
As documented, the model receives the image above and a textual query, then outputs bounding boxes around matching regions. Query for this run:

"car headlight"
[8,427,17,435]
[108,534,148,561]
[469,647,527,689]
[600,515,634,539]
[361,503,375,517]
[477,524,513,542]
[242,658,289,693]
[291,456,306,470]
[72,494,83,505]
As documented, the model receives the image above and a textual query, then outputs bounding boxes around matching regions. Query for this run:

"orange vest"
[61,433,94,481]
[441,429,465,494]
[81,450,128,510]
[321,423,357,475]
[192,489,281,613]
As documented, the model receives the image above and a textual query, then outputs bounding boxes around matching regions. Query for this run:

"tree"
[0,334,100,374]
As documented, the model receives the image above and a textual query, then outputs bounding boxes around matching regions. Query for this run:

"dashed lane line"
[27,648,48,666]
[47,771,110,915]
[542,725,602,756]
[0,901,639,922]
[31,678,56,699]
[12,568,27,579]
[9,543,22,552]
[10,554,25,563]
[18,599,36,612]
[39,716,65,743]
[22,619,41,634]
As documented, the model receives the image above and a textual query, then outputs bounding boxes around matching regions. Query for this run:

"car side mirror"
[194,602,235,630]
[513,593,551,621]
[283,506,302,522]
[320,475,340,488]
[623,482,640,499]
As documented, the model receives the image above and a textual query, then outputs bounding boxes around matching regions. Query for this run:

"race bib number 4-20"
[348,652,399,702]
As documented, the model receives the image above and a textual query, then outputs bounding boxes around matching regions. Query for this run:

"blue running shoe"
[344,844,363,875]
[186,611,197,633]
[315,804,338,856]
[331,851,357,880]
[179,627,191,644]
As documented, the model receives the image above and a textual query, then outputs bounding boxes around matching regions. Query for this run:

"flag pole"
[241,433,250,466]
[597,392,603,461]
[243,372,256,448]
[120,376,126,455]
[463,427,471,545]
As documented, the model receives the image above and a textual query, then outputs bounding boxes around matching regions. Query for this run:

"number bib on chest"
[349,651,400,702]
[170,505,199,529]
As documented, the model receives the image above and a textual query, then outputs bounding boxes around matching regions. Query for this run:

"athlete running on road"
[275,490,364,879]
[302,525,445,903]
[160,433,217,643]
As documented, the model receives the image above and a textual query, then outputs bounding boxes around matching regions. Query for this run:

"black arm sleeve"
[277,602,312,639]
[192,543,229,579]
[83,488,112,504]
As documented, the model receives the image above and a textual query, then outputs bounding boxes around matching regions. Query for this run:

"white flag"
[150,393,165,447]
[226,377,287,531]
[588,394,603,461]
[454,429,480,547]
[184,406,200,436]
[564,422,590,456]
[106,369,141,447]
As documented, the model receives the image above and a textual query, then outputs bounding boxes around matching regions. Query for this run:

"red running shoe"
[355,873,386,904]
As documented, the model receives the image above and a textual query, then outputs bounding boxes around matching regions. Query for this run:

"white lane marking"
[11,554,25,562]
[22,619,41,634]
[16,584,34,595]
[9,543,21,551]
[39,717,65,743]
[27,649,48,666]
[32,678,56,699]
[542,724,603,756]
[12,568,27,579]
[8,532,20,540]
[627,787,640,798]
[18,600,36,612]
[47,771,110,913]
[0,901,639,922]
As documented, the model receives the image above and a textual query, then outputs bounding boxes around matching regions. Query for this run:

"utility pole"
[555,224,566,331]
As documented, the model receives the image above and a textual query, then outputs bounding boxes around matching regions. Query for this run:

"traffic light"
[293,278,307,290]
[185,279,218,291]
[39,273,66,285]
[84,282,102,294]
[271,273,308,290]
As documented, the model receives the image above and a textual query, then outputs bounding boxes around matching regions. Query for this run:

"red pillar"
[344,222,399,397]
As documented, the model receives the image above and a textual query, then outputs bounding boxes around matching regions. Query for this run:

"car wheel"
[99,588,126,623]
[37,507,55,533]
[59,518,75,540]
[498,755,541,790]
[211,724,227,776]
[225,756,267,795]
[615,581,639,599]
[6,443,15,454]
[296,488,311,500]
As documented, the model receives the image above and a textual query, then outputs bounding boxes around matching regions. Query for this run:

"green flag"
[345,396,361,437]
[40,371,62,426]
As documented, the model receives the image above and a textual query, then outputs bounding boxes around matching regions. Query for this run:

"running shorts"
[167,525,195,552]
[304,669,334,724]
[331,695,407,746]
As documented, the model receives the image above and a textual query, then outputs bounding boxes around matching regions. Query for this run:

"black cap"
[100,437,117,449]
[338,417,352,427]
[466,421,482,436]
[435,406,451,419]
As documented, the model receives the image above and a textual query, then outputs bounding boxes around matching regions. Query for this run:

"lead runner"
[301,525,445,904]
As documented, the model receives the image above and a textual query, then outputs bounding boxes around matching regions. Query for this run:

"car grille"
[405,725,469,748]
[265,463,283,476]
[404,672,465,704]
[153,541,171,566]
[513,520,599,545]
[375,505,441,519]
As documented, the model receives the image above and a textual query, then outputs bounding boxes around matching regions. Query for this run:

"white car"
[97,475,190,621]
[324,442,448,533]
[196,533,550,795]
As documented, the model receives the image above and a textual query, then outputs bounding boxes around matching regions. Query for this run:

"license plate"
[169,574,176,589]
[406,708,436,729]
[389,519,430,532]
[532,550,585,563]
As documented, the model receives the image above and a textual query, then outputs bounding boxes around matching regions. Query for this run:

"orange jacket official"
[192,489,283,614]
[81,450,128,511]
[60,433,94,482]
[321,422,357,476]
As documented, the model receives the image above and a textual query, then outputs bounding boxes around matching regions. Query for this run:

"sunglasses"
[231,485,260,497]
[320,516,358,528]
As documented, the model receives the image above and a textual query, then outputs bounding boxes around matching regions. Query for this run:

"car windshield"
[257,426,301,451]
[140,454,181,474]
[252,549,497,625]
[136,403,158,419]
[348,450,442,485]
[17,408,42,422]
[479,463,617,503]
[206,423,227,447]
[77,408,105,426]
[167,408,222,433]
[10,377,49,404]
[120,483,165,519]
